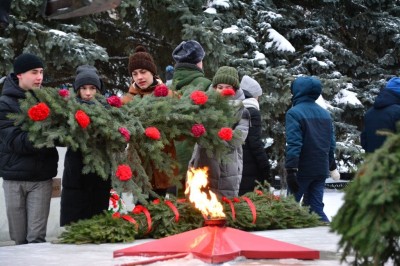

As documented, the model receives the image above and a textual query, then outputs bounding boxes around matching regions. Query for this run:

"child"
[60,65,111,226]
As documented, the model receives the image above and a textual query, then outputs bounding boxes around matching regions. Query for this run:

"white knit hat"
[240,75,262,97]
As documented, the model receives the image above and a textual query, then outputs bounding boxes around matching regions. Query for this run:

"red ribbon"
[222,197,236,220]
[164,200,180,222]
[121,215,139,231]
[133,205,152,234]
[242,196,257,224]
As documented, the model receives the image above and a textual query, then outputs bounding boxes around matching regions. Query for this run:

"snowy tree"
[2,0,400,178]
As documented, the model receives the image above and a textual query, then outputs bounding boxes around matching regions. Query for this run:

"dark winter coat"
[285,77,336,178]
[360,88,400,153]
[0,74,58,181]
[60,98,111,226]
[189,88,250,197]
[170,63,212,94]
[239,98,270,195]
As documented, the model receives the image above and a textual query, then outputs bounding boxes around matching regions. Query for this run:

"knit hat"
[128,46,157,75]
[172,40,205,64]
[385,77,400,94]
[73,65,102,92]
[240,75,263,97]
[212,66,240,89]
[13,53,44,75]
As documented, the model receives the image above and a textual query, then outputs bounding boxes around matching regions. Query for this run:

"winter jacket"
[121,77,171,104]
[189,88,250,197]
[121,78,178,189]
[239,98,270,195]
[170,63,212,94]
[60,98,111,226]
[0,74,58,181]
[285,77,336,178]
[361,87,400,153]
[171,63,212,179]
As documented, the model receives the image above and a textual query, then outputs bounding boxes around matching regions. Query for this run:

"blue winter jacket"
[361,78,400,152]
[285,77,335,178]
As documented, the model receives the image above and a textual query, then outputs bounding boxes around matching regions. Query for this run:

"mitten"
[286,168,299,193]
[330,169,340,181]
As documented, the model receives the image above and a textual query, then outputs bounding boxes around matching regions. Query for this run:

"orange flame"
[185,167,225,219]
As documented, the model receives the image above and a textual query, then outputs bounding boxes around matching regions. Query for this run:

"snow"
[222,25,239,34]
[311,44,326,54]
[265,29,296,52]
[49,29,67,36]
[211,0,230,8]
[333,86,363,106]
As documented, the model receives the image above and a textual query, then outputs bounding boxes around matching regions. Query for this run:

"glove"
[330,169,340,181]
[286,168,299,194]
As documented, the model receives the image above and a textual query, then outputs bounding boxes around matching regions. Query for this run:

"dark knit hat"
[212,66,240,89]
[172,40,205,64]
[13,53,44,75]
[73,65,102,92]
[128,46,157,75]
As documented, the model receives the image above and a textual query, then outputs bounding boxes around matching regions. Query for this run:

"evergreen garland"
[9,86,241,199]
[331,131,400,265]
[59,188,321,244]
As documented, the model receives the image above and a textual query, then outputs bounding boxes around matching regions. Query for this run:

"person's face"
[17,68,43,90]
[132,69,153,89]
[214,83,234,93]
[78,85,97,101]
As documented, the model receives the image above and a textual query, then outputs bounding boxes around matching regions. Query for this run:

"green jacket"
[171,63,212,95]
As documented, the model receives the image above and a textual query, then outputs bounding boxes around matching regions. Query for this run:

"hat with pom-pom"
[128,46,157,75]
[172,40,205,64]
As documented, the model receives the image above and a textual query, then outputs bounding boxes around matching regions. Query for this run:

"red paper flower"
[119,127,131,142]
[218,127,233,141]
[145,127,161,140]
[154,84,169,97]
[111,193,120,200]
[115,164,132,181]
[75,110,90,129]
[153,199,161,204]
[190,90,208,105]
[221,88,235,96]
[233,197,241,203]
[28,102,50,121]
[222,196,229,203]
[112,212,121,218]
[107,96,122,108]
[191,124,206,138]
[58,89,70,98]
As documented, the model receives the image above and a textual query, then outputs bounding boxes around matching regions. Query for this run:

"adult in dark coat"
[361,77,400,153]
[239,75,270,195]
[0,53,59,244]
[60,65,111,226]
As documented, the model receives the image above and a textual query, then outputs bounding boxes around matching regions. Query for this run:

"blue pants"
[291,177,329,222]
[3,179,53,244]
